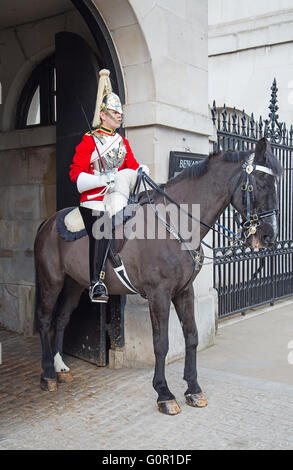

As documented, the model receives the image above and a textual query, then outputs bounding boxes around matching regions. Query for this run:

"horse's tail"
[33,261,40,333]
[36,219,47,233]
[33,219,47,333]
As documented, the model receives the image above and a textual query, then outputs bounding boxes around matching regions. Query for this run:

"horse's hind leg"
[172,284,208,408]
[148,291,181,415]
[37,280,64,391]
[52,277,84,383]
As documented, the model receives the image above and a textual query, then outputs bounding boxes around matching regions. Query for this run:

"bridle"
[133,152,279,242]
[111,151,280,297]
[129,151,279,270]
[231,152,279,242]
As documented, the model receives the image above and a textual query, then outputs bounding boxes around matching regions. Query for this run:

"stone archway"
[76,0,155,126]
[1,0,155,133]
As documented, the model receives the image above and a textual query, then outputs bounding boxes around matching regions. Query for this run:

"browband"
[254,165,274,176]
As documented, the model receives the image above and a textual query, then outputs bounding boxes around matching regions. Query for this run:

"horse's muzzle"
[246,222,278,249]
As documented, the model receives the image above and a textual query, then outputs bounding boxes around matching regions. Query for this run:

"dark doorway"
[55,30,126,365]
[55,31,100,210]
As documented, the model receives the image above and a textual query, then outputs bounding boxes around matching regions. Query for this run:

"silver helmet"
[92,69,123,128]
[101,92,123,115]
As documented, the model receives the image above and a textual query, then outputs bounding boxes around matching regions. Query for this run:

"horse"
[34,137,282,415]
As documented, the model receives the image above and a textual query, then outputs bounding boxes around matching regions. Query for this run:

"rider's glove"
[94,169,116,187]
[138,164,150,176]
[76,171,115,193]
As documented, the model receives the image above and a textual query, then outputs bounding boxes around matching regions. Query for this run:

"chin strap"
[103,109,122,127]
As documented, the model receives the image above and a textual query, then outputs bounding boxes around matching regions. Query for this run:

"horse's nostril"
[262,234,275,247]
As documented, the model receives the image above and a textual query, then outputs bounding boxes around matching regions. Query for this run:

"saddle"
[56,207,87,242]
[56,170,160,295]
[56,205,135,245]
[56,204,141,295]
[56,168,146,242]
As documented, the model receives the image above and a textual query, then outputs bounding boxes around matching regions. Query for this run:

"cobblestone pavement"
[1,302,293,451]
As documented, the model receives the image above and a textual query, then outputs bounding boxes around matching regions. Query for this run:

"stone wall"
[208,0,293,123]
[0,144,56,335]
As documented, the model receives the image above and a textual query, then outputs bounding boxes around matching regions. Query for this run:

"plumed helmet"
[101,92,123,115]
[92,69,122,128]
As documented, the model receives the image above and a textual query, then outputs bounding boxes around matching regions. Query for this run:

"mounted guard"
[69,69,149,303]
[37,135,281,409]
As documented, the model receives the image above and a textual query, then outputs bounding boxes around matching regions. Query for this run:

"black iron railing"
[212,79,293,318]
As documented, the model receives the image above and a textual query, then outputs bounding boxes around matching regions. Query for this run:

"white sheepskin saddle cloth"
[64,169,137,233]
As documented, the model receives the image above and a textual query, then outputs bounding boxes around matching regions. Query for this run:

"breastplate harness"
[91,132,126,172]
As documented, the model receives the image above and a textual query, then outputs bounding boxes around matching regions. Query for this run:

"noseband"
[232,152,279,241]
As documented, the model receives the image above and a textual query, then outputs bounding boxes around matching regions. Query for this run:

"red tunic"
[69,129,139,202]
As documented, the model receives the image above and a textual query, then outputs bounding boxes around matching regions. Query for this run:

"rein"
[133,151,279,256]
[111,152,279,296]
[134,169,239,246]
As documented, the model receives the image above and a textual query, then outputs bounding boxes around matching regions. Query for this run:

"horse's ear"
[255,137,268,163]
[265,141,274,164]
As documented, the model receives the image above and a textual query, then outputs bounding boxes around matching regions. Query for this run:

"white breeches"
[81,169,137,217]
[104,169,137,217]
[65,169,138,233]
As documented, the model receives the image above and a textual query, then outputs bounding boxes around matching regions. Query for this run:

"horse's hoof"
[57,371,73,383]
[157,399,181,415]
[185,392,208,408]
[40,377,58,392]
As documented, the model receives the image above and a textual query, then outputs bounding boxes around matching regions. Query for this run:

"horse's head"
[231,138,283,249]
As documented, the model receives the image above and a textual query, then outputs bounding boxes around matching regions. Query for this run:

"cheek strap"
[104,109,122,126]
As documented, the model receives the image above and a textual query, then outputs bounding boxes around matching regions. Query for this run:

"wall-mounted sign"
[168,151,207,179]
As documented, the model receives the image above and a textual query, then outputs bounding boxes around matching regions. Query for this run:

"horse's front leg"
[172,284,208,408]
[148,292,181,415]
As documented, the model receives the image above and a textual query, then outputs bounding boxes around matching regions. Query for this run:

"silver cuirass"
[91,132,126,172]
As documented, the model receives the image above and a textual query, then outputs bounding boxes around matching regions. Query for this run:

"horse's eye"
[255,175,271,190]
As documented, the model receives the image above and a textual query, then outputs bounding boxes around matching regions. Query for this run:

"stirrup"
[89,280,109,303]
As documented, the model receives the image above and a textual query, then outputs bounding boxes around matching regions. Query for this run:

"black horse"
[34,138,282,414]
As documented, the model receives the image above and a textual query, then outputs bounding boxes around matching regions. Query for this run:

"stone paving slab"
[1,302,293,451]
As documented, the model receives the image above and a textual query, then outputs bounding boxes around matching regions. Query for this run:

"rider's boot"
[79,207,110,304]
[89,236,110,304]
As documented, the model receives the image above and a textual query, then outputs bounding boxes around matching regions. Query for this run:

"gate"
[212,79,293,319]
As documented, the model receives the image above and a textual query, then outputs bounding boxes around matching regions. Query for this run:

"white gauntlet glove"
[138,164,150,176]
[76,171,116,193]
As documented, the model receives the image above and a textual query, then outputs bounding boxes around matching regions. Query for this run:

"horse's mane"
[263,149,283,177]
[224,148,282,177]
[164,146,282,191]
[163,153,212,190]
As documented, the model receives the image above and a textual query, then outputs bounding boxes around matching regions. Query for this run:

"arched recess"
[75,0,155,122]
[2,0,154,133]
[2,47,55,132]
[71,0,125,105]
